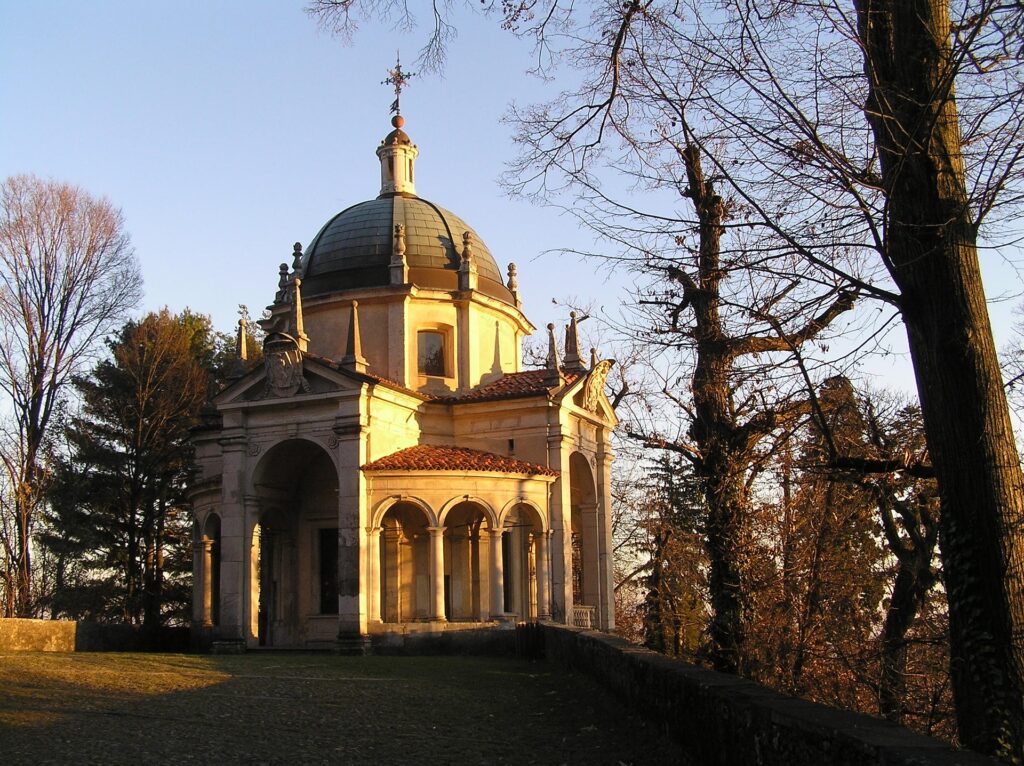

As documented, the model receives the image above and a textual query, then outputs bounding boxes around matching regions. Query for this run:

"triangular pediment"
[213,356,366,406]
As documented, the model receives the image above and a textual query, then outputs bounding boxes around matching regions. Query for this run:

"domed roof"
[301,192,513,304]
[298,114,516,305]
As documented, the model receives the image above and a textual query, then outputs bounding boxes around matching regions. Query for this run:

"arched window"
[418,330,446,376]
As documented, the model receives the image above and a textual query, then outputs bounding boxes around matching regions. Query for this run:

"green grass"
[0,652,683,765]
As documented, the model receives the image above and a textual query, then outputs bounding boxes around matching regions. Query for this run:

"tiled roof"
[310,358,583,405]
[437,369,583,404]
[362,445,559,476]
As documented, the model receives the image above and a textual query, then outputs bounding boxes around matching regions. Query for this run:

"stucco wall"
[539,624,994,766]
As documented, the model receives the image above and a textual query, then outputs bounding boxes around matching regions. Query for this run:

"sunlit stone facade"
[190,114,617,650]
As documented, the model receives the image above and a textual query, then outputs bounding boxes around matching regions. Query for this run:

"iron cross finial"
[382,52,415,115]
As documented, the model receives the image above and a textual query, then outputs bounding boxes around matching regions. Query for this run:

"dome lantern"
[376,114,418,197]
[378,56,418,197]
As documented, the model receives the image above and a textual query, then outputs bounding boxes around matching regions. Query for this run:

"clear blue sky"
[0,1,620,345]
[1,1,1020,394]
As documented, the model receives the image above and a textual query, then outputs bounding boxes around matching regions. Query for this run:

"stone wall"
[0,618,189,652]
[538,624,995,766]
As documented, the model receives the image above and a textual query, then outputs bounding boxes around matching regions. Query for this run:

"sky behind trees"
[1,1,1020,393]
[0,2,615,345]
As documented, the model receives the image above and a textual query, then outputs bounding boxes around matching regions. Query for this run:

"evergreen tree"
[43,310,209,626]
[641,453,707,659]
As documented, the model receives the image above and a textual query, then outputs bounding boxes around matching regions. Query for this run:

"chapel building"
[190,111,617,650]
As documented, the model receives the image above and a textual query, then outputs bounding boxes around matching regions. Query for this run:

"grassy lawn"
[0,652,684,765]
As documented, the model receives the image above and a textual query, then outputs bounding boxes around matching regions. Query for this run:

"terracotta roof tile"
[362,445,558,476]
[305,355,582,404]
[438,369,583,404]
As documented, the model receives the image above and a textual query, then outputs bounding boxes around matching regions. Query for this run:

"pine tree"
[43,310,208,626]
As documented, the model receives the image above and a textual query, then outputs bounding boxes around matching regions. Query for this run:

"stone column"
[596,440,616,631]
[488,528,505,618]
[536,530,551,620]
[547,429,573,625]
[507,527,522,616]
[427,526,446,621]
[382,525,401,622]
[218,432,248,641]
[192,539,205,626]
[469,527,481,621]
[477,530,492,621]
[333,405,370,653]
[243,496,261,645]
[200,538,214,627]
[366,526,382,623]
[580,501,601,612]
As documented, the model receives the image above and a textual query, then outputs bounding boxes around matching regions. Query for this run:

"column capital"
[426,525,446,536]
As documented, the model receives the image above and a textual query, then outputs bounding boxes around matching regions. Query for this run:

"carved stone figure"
[583,359,615,412]
[263,336,308,398]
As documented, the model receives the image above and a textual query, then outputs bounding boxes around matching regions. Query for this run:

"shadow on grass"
[0,653,684,765]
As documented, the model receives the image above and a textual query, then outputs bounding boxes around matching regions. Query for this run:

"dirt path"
[0,652,684,765]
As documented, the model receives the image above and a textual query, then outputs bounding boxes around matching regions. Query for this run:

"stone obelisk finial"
[564,311,584,372]
[544,323,565,387]
[341,300,368,373]
[237,317,248,362]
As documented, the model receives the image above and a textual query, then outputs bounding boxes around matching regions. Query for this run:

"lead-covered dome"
[301,195,512,303]
[299,115,514,305]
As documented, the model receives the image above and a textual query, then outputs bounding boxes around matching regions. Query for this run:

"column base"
[334,632,371,656]
[211,639,247,655]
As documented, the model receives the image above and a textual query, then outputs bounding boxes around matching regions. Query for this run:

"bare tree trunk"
[856,1,1024,757]
[702,466,747,673]
[879,560,931,723]
[677,144,758,674]
[875,490,940,725]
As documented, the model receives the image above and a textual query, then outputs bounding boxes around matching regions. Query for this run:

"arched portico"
[442,501,494,621]
[247,438,339,647]
[501,503,549,621]
[377,501,434,622]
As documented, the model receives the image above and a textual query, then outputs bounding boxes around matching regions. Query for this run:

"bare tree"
[503,2,1024,757]
[0,174,142,616]
[310,1,1024,756]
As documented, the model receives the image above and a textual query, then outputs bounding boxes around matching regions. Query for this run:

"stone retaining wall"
[538,624,994,765]
[0,618,189,652]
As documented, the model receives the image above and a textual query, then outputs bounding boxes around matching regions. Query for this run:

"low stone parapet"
[0,618,189,652]
[0,617,77,651]
[538,623,994,766]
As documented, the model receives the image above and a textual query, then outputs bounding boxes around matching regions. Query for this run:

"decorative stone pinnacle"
[591,347,599,369]
[458,231,477,291]
[292,242,303,274]
[390,223,409,284]
[394,223,406,256]
[564,311,584,372]
[507,262,518,291]
[341,299,368,373]
[544,322,564,386]
[291,277,308,351]
[275,263,290,304]
[237,317,248,362]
